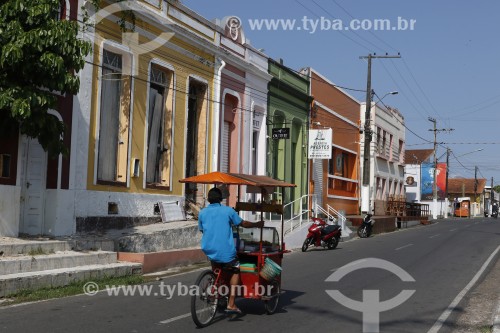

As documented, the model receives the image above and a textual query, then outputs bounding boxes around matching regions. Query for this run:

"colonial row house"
[0,0,410,238]
[266,59,311,218]
[214,16,272,214]
[0,0,273,237]
[72,0,276,234]
[0,0,79,237]
[304,68,361,217]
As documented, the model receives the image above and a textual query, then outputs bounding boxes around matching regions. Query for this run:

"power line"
[309,0,384,52]
[401,58,444,122]
[373,92,433,144]
[83,12,369,108]
[329,0,399,53]
[293,0,372,52]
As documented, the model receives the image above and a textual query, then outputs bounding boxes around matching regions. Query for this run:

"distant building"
[404,149,434,203]
[360,102,406,215]
[447,178,487,216]
[404,148,488,217]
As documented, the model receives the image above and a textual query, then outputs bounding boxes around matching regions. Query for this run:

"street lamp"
[455,148,483,158]
[379,91,399,102]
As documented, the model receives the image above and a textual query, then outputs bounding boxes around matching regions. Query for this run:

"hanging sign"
[272,128,290,139]
[308,129,332,159]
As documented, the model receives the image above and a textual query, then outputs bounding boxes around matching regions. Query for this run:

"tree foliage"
[0,0,91,156]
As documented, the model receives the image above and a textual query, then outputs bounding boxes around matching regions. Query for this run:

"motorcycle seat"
[322,225,340,235]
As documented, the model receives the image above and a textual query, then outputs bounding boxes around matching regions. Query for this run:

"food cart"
[179,172,296,327]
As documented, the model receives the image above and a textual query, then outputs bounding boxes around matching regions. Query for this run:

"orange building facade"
[306,68,361,215]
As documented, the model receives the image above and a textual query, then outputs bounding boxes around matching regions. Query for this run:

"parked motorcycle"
[301,217,342,252]
[492,203,498,219]
[357,213,375,238]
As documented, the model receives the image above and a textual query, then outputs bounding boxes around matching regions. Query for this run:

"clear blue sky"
[183,0,500,185]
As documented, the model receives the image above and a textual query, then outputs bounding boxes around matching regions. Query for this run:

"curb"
[493,296,500,333]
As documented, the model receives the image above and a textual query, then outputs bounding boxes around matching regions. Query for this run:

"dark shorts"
[211,258,240,273]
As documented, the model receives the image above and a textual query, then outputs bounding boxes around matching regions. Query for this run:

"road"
[1,219,499,333]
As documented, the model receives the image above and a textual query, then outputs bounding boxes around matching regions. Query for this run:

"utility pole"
[445,147,450,218]
[474,166,478,206]
[428,118,454,219]
[428,117,438,219]
[490,176,494,215]
[359,53,401,213]
[491,177,494,205]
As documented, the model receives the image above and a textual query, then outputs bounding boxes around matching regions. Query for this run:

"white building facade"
[360,102,406,215]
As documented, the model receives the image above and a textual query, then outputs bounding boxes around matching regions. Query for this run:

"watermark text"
[246,16,416,33]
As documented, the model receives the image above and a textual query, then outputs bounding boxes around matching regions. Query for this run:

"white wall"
[44,189,76,236]
[43,188,185,236]
[0,185,21,237]
[74,190,183,218]
[360,103,406,212]
[405,164,421,202]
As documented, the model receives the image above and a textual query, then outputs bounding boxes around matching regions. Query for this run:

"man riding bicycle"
[198,187,264,314]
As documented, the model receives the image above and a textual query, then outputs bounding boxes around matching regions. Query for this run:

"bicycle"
[191,258,281,328]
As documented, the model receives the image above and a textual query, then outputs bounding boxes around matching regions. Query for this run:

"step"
[0,240,71,257]
[0,251,117,274]
[116,224,201,253]
[64,239,115,252]
[0,262,142,297]
[118,248,206,274]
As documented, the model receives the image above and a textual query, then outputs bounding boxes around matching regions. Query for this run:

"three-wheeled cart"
[179,172,296,327]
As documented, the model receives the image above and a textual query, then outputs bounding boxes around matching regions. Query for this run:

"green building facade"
[267,59,312,212]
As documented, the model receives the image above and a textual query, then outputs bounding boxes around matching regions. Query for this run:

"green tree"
[493,185,500,193]
[0,0,91,156]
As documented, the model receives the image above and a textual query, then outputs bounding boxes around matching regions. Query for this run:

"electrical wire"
[293,0,372,52]
[373,92,433,144]
[79,10,370,113]
[329,0,399,53]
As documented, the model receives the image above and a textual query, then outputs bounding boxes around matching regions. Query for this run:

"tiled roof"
[447,178,487,195]
[405,149,434,165]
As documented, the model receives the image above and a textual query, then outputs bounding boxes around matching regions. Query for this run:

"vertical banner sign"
[420,163,434,200]
[421,163,447,200]
[436,163,447,198]
[308,129,332,159]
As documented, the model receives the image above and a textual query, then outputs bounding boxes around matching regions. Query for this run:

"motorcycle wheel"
[327,237,339,250]
[357,226,367,238]
[301,238,311,252]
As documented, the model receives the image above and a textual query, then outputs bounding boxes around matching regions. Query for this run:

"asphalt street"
[0,218,498,333]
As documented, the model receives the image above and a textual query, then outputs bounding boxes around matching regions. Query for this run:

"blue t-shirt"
[198,203,243,263]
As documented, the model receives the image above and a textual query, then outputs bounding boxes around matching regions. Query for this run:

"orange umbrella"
[179,171,254,186]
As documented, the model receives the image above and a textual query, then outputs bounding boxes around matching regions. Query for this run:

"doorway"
[19,137,47,235]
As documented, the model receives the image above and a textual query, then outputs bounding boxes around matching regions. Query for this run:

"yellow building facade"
[76,0,220,230]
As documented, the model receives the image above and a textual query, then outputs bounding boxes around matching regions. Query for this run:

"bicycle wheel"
[264,280,281,314]
[191,270,218,327]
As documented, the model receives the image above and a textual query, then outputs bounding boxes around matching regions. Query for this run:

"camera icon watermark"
[325,258,416,333]
[86,1,175,77]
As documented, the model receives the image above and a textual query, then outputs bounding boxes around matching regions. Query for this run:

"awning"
[179,171,254,186]
[179,172,296,188]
